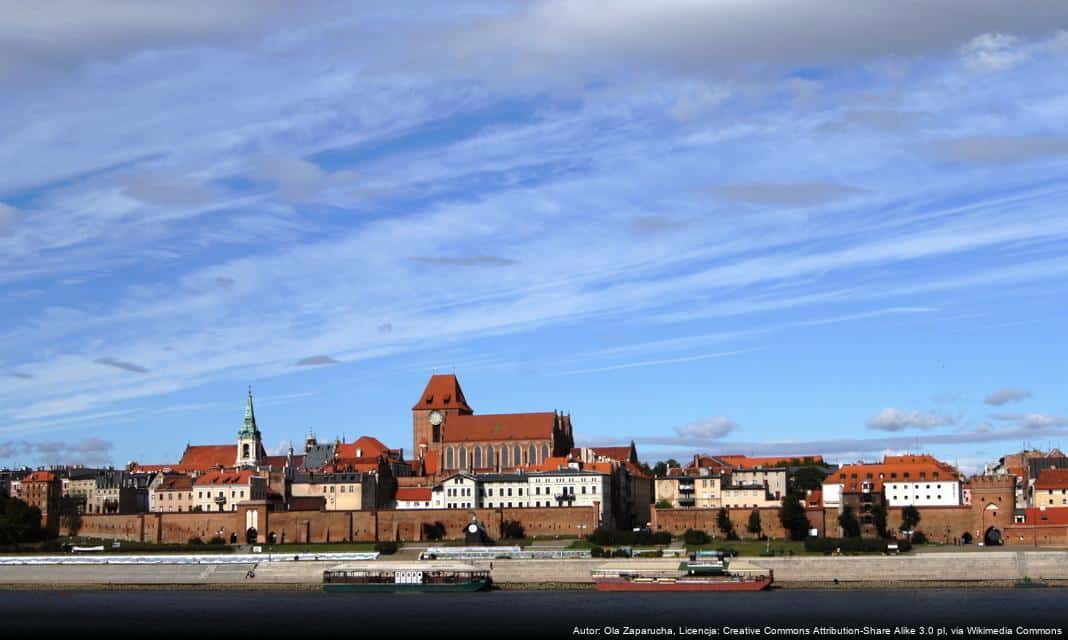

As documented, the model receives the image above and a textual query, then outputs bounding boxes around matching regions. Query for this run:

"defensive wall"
[64,504,598,544]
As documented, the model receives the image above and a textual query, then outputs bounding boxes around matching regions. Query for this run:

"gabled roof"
[179,445,236,470]
[413,374,473,412]
[26,471,56,482]
[586,445,636,463]
[442,412,557,443]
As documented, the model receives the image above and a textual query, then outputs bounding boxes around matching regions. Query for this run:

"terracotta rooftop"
[395,487,433,502]
[413,374,473,413]
[194,469,259,486]
[1035,468,1068,490]
[442,412,557,443]
[335,436,391,459]
[26,471,56,482]
[830,455,960,493]
[179,444,236,470]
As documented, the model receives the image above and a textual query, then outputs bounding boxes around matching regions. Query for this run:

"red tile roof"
[26,471,56,482]
[442,412,556,443]
[715,454,825,469]
[396,487,433,502]
[413,374,473,412]
[831,455,960,493]
[1035,468,1068,490]
[587,446,634,463]
[335,436,391,459]
[179,444,236,470]
[194,469,259,486]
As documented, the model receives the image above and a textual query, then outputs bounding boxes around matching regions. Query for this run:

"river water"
[1,588,1064,637]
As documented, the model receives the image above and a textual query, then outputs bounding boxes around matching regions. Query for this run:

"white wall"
[884,481,960,507]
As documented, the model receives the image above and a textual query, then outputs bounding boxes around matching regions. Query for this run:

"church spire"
[239,386,259,437]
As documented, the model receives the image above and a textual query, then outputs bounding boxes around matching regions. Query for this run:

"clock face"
[467,523,478,533]
[428,411,443,426]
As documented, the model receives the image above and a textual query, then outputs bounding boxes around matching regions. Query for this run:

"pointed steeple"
[238,386,260,438]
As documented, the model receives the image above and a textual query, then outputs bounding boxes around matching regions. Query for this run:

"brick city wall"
[65,505,599,544]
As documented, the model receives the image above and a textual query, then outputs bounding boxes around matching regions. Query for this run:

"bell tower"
[236,386,266,468]
[412,374,473,462]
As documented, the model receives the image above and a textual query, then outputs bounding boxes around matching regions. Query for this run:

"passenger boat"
[592,559,772,592]
[323,561,491,593]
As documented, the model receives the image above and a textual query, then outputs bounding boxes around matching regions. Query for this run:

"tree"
[683,529,710,546]
[901,506,921,536]
[59,497,83,537]
[651,459,680,477]
[779,493,810,541]
[500,520,526,540]
[838,506,861,538]
[746,510,763,538]
[870,503,888,539]
[788,465,829,495]
[716,507,736,539]
[0,493,44,545]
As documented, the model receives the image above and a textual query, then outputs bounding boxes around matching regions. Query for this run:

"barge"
[592,558,772,592]
[323,561,491,593]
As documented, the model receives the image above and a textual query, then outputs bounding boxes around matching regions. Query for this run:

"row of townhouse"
[395,467,614,527]
[654,454,813,510]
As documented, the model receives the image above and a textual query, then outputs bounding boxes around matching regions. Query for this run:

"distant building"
[410,374,574,476]
[149,473,195,513]
[1034,468,1068,508]
[192,470,266,512]
[290,469,380,511]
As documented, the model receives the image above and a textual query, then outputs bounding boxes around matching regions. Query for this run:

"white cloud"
[866,408,957,432]
[984,387,1032,406]
[675,416,737,440]
[961,33,1028,72]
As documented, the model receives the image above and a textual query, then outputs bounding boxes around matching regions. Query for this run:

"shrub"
[587,527,672,546]
[611,548,631,558]
[500,520,526,540]
[683,529,710,546]
[374,541,399,555]
[590,546,606,558]
[910,531,928,545]
[655,500,674,509]
[207,536,226,545]
[187,537,204,545]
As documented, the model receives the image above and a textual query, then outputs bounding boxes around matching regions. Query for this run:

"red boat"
[592,559,773,592]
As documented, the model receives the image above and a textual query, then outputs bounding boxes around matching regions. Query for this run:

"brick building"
[410,374,574,477]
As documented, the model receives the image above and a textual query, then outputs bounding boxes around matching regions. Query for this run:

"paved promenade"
[2,551,1068,589]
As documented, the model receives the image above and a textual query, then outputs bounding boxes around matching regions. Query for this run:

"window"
[474,447,483,469]
[445,448,454,469]
[459,446,468,470]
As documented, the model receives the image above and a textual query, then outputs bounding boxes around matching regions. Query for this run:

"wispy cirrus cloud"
[93,357,149,374]
[675,416,737,440]
[0,437,114,466]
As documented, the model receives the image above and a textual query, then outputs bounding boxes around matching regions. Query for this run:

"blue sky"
[1,2,1067,473]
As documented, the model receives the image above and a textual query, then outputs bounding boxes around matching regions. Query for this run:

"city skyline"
[2,3,1067,472]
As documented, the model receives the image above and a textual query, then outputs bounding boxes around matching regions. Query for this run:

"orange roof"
[715,454,825,469]
[26,471,56,482]
[179,444,236,470]
[1035,468,1068,490]
[831,455,960,493]
[413,374,473,412]
[443,412,556,443]
[423,450,441,475]
[624,461,649,479]
[396,487,432,502]
[129,464,175,473]
[335,436,391,459]
[194,469,259,486]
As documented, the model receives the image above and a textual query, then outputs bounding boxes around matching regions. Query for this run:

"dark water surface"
[1,588,1065,638]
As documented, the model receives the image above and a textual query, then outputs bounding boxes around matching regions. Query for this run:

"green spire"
[239,386,259,437]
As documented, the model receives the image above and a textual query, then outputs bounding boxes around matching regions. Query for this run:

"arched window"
[459,446,468,470]
[445,447,454,469]
[513,445,522,466]
[542,444,550,462]
[473,447,483,469]
[500,447,509,468]
[242,443,250,459]
[528,445,537,465]
[487,447,495,467]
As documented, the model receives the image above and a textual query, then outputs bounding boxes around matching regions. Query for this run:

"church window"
[528,445,537,465]
[542,445,549,461]
[459,446,468,470]
[445,447,454,469]
[487,447,495,466]
[501,448,509,467]
[474,447,483,468]
[513,445,521,466]
[242,443,250,459]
